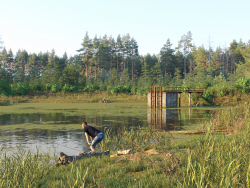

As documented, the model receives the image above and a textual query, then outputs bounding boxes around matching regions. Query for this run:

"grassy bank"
[0,91,147,104]
[1,105,250,187]
[1,91,250,107]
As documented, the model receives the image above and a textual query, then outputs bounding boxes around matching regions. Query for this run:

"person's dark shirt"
[83,125,101,138]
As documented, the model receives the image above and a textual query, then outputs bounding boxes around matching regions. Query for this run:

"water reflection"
[147,107,212,131]
[0,106,215,156]
[0,112,148,156]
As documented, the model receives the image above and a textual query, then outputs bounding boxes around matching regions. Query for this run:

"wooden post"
[189,93,191,106]
[189,107,191,121]
[178,93,181,107]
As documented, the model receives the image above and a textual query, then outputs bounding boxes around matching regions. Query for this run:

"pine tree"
[130,38,138,82]
[109,36,116,75]
[173,68,182,87]
[177,31,193,80]
[77,32,93,80]
[115,35,123,75]
[194,45,209,71]
[159,38,176,77]
[211,47,222,75]
[14,50,28,76]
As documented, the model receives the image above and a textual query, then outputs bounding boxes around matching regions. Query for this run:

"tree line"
[0,32,250,99]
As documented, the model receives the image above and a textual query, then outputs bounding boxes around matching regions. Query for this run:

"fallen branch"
[57,150,110,166]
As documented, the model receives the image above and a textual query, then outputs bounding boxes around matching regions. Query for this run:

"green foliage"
[182,82,189,93]
[0,79,11,96]
[2,35,250,98]
[29,84,43,91]
[136,86,149,95]
[202,92,212,102]
[216,84,228,97]
[106,85,132,94]
[0,145,55,188]
[62,84,76,92]
[131,86,138,94]
[84,84,99,92]
[235,77,250,94]
[45,83,52,90]
[51,84,61,93]
[195,82,211,89]
[99,85,107,91]
[205,87,215,96]
[11,82,30,95]
[191,93,199,102]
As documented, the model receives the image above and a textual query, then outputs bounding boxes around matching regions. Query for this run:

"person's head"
[82,122,87,129]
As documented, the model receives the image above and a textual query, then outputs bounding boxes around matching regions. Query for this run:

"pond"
[0,103,223,156]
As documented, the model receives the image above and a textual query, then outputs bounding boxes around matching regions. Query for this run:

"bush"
[216,84,228,97]
[235,77,250,94]
[45,83,52,90]
[136,86,149,95]
[62,84,76,92]
[99,85,107,91]
[51,84,61,93]
[131,86,138,94]
[202,92,212,102]
[182,82,189,93]
[84,84,99,92]
[123,85,132,93]
[29,83,42,91]
[191,93,199,102]
[205,87,216,96]
[11,82,30,95]
[195,82,211,89]
[0,79,11,96]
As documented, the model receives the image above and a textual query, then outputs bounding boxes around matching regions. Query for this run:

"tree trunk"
[57,150,110,166]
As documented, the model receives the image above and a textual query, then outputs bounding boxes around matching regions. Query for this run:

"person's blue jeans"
[91,133,104,147]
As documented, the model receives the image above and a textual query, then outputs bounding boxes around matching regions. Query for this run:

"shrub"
[11,82,30,95]
[191,93,199,102]
[51,84,60,93]
[131,86,138,94]
[235,77,250,94]
[182,82,189,93]
[216,84,228,97]
[136,86,149,95]
[123,85,132,93]
[29,83,42,91]
[62,84,76,92]
[0,79,11,96]
[84,84,99,92]
[202,92,212,102]
[205,86,215,96]
[99,85,107,91]
[45,83,52,90]
[195,82,211,89]
[111,86,119,94]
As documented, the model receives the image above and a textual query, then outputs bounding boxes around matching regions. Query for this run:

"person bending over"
[82,122,104,152]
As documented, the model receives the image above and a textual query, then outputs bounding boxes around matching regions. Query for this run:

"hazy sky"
[0,0,249,57]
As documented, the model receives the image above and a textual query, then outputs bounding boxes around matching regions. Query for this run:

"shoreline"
[1,92,249,107]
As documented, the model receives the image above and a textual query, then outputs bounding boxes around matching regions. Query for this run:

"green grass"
[1,105,250,187]
[0,91,147,104]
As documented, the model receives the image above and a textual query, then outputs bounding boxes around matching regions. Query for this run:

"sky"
[0,0,249,57]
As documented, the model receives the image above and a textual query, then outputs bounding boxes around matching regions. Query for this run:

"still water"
[0,103,221,156]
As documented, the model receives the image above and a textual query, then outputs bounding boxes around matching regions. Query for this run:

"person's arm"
[90,136,93,142]
[85,132,91,145]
